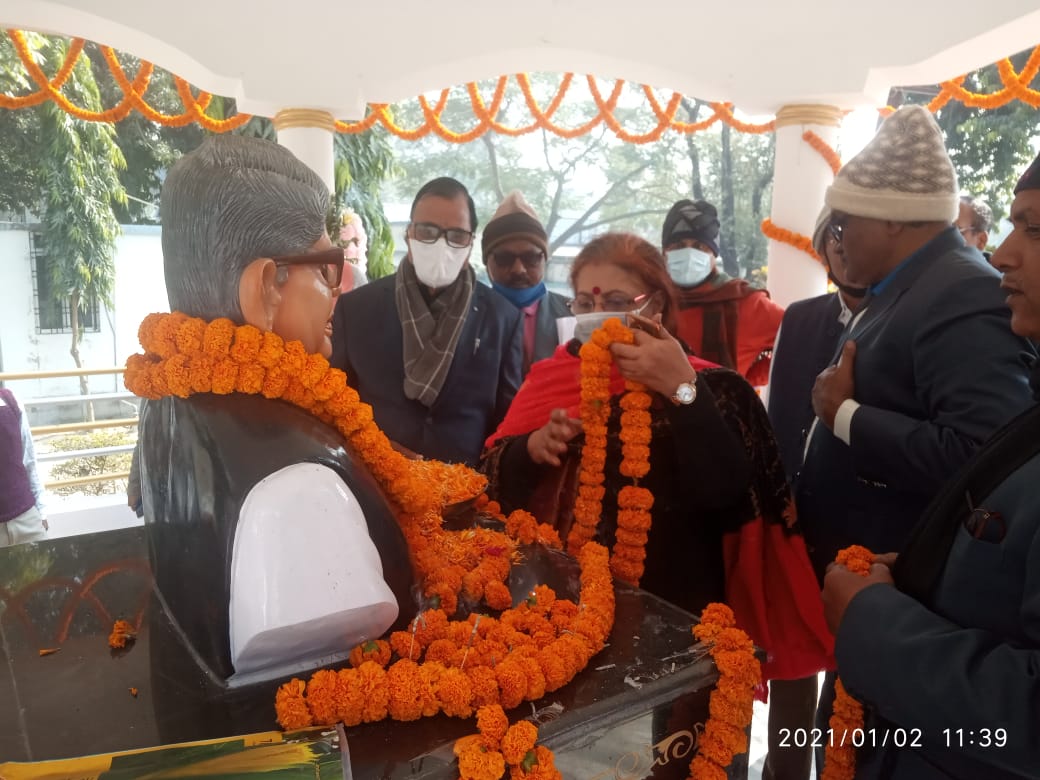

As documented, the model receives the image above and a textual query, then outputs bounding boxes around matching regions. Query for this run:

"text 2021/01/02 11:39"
[942,728,1009,748]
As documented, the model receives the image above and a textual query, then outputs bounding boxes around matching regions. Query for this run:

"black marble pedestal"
[0,527,746,779]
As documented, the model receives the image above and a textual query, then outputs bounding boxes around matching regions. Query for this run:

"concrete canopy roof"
[4,1,1040,119]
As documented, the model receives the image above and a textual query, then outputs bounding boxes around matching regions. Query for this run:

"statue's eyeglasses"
[271,247,345,289]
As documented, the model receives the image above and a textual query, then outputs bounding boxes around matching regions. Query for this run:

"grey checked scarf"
[395,259,475,407]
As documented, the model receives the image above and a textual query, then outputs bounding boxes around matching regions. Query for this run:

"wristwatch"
[670,378,698,405]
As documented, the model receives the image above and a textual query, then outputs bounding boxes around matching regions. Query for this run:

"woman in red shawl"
[481,232,832,687]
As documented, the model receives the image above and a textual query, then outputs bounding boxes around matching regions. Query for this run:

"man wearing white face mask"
[662,199,785,387]
[331,177,523,466]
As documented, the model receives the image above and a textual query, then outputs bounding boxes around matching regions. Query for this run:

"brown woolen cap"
[481,191,549,262]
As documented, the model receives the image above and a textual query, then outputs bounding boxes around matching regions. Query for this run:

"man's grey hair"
[959,194,993,233]
[160,135,330,321]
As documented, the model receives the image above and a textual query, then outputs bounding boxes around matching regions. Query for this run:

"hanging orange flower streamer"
[820,544,872,780]
[8,29,1035,142]
[687,603,761,780]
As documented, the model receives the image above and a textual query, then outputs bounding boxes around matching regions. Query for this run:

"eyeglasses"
[490,249,545,269]
[410,222,474,248]
[828,222,844,243]
[568,292,651,315]
[271,247,345,289]
[957,226,979,237]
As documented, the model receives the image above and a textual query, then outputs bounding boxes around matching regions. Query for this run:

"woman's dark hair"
[570,232,680,336]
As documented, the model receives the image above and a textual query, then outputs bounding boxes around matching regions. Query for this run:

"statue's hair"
[160,135,330,321]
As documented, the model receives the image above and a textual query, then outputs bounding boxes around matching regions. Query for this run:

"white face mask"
[571,297,653,344]
[572,311,616,344]
[666,247,715,287]
[409,237,470,288]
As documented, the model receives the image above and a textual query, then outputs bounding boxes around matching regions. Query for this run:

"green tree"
[331,129,399,279]
[1,33,127,416]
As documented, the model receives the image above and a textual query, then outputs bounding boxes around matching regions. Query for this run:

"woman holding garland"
[482,231,832,697]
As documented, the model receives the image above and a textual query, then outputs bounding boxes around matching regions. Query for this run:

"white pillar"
[271,109,336,193]
[766,104,843,308]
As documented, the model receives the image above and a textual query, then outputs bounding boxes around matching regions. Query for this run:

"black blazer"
[796,228,1036,577]
[767,293,846,483]
[529,290,573,369]
[330,274,523,466]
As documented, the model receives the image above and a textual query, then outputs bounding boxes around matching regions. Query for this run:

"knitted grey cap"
[825,105,959,223]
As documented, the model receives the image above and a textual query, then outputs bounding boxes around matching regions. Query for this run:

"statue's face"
[271,233,341,357]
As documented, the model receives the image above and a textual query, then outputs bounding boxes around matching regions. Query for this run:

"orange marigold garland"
[566,317,655,586]
[688,603,761,780]
[274,541,613,731]
[821,545,872,780]
[454,705,562,780]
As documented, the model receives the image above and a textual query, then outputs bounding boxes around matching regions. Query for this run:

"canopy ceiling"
[4,1,1040,118]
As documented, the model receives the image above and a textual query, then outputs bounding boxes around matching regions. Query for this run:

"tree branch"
[548,161,651,251]
[481,134,505,202]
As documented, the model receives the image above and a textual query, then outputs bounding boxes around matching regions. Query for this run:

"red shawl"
[487,344,717,448]
[485,343,834,684]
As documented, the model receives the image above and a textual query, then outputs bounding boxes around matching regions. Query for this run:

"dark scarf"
[394,260,474,408]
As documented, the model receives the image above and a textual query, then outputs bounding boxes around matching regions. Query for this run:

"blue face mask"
[666,247,715,287]
[492,281,546,308]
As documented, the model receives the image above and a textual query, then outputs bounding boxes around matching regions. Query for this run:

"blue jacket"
[796,228,1035,578]
[330,273,523,466]
[836,396,1040,778]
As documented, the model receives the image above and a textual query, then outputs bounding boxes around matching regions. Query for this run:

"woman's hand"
[527,408,583,466]
[610,313,697,398]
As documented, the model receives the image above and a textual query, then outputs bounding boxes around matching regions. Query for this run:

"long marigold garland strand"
[688,603,762,780]
[821,545,872,780]
[566,318,654,586]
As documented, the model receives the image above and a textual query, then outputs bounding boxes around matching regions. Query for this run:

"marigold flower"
[335,667,366,726]
[210,357,238,394]
[202,318,235,358]
[386,659,425,721]
[466,665,501,708]
[235,362,265,395]
[306,668,341,725]
[484,580,514,611]
[175,317,207,354]
[229,324,263,363]
[437,666,474,718]
[274,678,313,730]
[458,744,506,780]
[349,639,391,668]
[501,720,538,765]
[835,544,874,576]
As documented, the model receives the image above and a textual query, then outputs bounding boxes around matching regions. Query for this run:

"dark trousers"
[763,675,820,780]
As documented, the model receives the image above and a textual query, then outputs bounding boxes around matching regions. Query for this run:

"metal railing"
[0,367,136,491]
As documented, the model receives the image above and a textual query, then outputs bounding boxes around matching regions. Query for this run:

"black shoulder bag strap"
[895,402,1040,602]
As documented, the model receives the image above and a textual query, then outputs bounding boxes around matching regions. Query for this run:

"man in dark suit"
[798,106,1035,778]
[769,207,867,483]
[481,191,571,375]
[762,207,867,780]
[330,177,523,466]
[798,105,1035,582]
